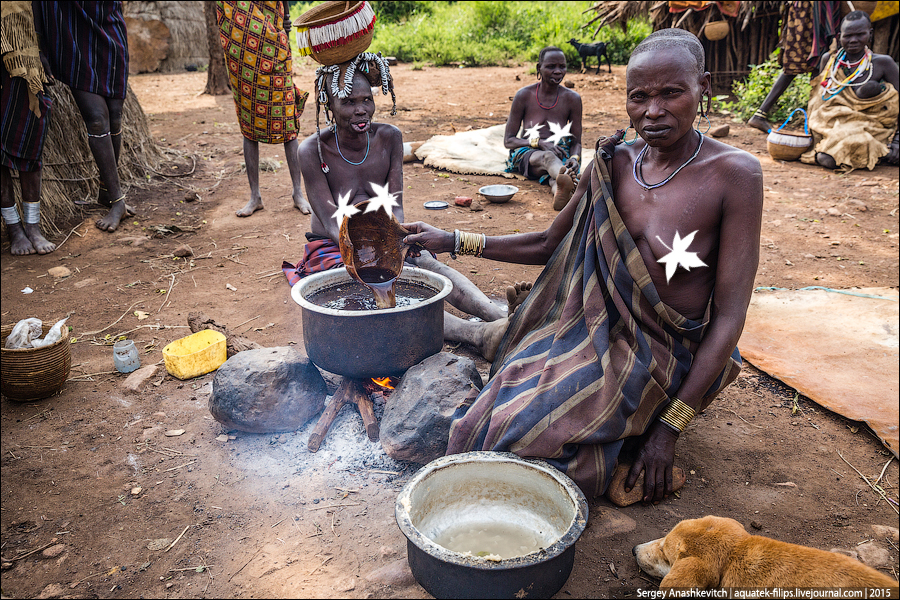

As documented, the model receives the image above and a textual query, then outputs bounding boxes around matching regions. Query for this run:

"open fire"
[370,377,396,390]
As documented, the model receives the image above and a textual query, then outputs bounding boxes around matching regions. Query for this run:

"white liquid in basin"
[433,521,544,559]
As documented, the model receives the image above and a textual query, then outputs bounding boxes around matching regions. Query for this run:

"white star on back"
[523,123,544,140]
[365,182,399,216]
[546,121,573,146]
[331,191,360,226]
[656,230,707,284]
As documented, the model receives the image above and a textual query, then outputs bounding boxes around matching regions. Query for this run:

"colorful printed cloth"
[448,134,742,497]
[779,1,840,76]
[282,234,344,286]
[216,0,308,144]
[38,1,129,99]
[800,77,899,171]
[505,138,572,185]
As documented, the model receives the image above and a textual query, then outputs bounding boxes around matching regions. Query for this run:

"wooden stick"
[837,451,899,515]
[164,460,197,472]
[347,380,379,441]
[81,301,142,336]
[232,315,260,330]
[157,273,176,314]
[307,556,333,576]
[306,502,360,511]
[165,524,192,552]
[307,380,353,452]
[0,541,55,562]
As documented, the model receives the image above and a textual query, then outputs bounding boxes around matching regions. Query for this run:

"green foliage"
[370,1,651,68]
[371,1,433,24]
[718,52,812,127]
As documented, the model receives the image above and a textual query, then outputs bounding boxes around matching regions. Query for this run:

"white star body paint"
[365,182,400,216]
[523,123,544,140]
[656,230,707,283]
[546,121,573,146]
[332,191,360,225]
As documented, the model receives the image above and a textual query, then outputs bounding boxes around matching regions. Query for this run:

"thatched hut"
[584,1,900,94]
[124,1,208,73]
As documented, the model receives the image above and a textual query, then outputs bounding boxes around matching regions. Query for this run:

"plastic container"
[113,339,141,373]
[162,330,227,380]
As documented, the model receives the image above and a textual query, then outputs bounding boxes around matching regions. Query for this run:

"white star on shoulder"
[656,230,708,284]
[523,123,544,140]
[546,121,573,146]
[331,191,360,226]
[365,182,400,216]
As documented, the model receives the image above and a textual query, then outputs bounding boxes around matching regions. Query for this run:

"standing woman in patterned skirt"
[216,0,310,217]
[35,1,131,232]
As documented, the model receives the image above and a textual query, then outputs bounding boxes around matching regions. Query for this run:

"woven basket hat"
[294,1,376,66]
[704,20,729,41]
[766,108,812,161]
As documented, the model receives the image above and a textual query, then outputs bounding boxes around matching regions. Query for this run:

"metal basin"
[396,451,588,599]
[291,267,452,379]
[479,184,518,204]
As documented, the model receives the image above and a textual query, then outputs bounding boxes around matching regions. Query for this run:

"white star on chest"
[656,230,708,284]
[365,182,400,216]
[546,121,573,146]
[331,191,360,226]
[523,123,544,140]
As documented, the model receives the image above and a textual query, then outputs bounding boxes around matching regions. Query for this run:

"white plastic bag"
[31,318,68,348]
[5,318,43,349]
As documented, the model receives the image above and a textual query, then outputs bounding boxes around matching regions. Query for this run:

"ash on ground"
[224,394,417,487]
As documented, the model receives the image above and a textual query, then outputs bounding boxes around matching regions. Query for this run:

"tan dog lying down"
[634,516,898,590]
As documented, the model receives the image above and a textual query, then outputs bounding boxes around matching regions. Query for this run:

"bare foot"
[506,281,532,315]
[237,195,263,217]
[24,224,57,254]
[480,317,510,362]
[95,200,127,232]
[7,223,36,255]
[293,193,311,215]
[553,166,575,211]
[747,114,771,133]
[96,187,136,216]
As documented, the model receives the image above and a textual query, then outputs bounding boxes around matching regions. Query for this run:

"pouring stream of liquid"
[357,266,397,309]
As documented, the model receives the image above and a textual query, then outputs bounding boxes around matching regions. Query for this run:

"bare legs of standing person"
[237,137,310,217]
[1,166,56,255]
[747,72,798,133]
[71,89,127,231]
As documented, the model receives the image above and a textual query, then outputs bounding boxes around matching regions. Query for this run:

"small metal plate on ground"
[424,201,449,210]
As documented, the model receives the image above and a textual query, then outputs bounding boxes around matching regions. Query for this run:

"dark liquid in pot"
[357,267,397,308]
[308,280,437,311]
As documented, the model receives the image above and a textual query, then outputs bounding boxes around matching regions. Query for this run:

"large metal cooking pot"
[291,267,452,379]
[396,452,588,599]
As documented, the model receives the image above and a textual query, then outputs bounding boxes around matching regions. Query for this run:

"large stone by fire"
[209,347,326,433]
[380,353,483,464]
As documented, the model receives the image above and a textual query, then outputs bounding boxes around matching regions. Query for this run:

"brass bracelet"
[529,136,540,149]
[658,397,696,433]
[458,231,486,257]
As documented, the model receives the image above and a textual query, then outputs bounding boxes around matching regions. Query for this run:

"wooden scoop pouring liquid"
[338,200,416,309]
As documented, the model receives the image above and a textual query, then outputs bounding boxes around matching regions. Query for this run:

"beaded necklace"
[821,49,873,100]
[334,128,369,166]
[632,131,704,191]
[535,84,559,110]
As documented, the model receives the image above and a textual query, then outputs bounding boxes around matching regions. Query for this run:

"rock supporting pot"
[395,451,588,599]
[291,267,452,379]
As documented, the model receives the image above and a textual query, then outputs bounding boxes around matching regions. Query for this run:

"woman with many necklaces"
[803,11,899,169]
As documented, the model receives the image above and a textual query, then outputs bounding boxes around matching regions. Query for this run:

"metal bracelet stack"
[453,229,486,258]
[658,397,696,433]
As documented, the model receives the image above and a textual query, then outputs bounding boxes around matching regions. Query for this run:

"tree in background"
[204,1,229,95]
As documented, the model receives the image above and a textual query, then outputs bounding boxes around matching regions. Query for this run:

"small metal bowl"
[396,451,588,599]
[479,184,518,204]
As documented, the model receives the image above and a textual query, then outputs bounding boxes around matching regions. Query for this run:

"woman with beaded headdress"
[403,29,764,505]
[799,11,899,170]
[286,52,527,357]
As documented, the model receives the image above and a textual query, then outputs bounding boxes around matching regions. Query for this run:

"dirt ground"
[2,62,899,599]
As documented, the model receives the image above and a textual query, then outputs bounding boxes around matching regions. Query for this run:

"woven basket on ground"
[1,322,71,401]
[704,20,729,41]
[766,108,812,161]
[294,1,376,66]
